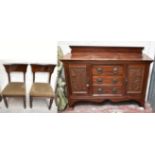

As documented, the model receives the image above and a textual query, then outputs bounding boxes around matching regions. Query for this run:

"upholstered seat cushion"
[30,83,54,97]
[2,82,26,96]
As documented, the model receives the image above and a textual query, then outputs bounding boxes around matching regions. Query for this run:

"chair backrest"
[3,64,28,83]
[30,64,56,83]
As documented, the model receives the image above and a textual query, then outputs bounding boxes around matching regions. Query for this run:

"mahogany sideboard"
[61,46,153,108]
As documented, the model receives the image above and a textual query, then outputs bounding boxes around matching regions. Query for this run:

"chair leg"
[23,96,26,109]
[30,96,33,108]
[0,95,2,102]
[49,98,53,110]
[3,96,8,108]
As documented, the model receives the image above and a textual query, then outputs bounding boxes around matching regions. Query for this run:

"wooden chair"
[30,64,56,109]
[1,64,28,108]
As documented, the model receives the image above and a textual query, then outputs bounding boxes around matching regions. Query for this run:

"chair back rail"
[3,64,28,83]
[30,64,56,83]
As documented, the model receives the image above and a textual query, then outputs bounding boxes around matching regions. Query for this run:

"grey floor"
[0,97,57,113]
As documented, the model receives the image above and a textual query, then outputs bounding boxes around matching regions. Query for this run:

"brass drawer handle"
[112,88,118,94]
[113,67,118,74]
[112,79,118,84]
[96,78,103,83]
[97,88,103,93]
[86,84,90,87]
[96,68,103,74]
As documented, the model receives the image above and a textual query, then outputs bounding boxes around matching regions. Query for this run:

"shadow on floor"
[0,97,57,113]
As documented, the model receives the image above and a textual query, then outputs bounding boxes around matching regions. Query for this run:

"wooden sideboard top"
[61,46,153,62]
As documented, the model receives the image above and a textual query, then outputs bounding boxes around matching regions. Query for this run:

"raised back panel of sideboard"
[70,46,143,59]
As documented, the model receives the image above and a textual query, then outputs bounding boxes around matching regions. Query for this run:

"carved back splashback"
[70,46,143,59]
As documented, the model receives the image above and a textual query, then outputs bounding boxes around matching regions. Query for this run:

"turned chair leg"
[3,96,8,108]
[23,96,26,108]
[49,98,53,110]
[30,96,33,108]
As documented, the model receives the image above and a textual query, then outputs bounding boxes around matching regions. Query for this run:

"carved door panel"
[126,64,145,94]
[69,64,89,95]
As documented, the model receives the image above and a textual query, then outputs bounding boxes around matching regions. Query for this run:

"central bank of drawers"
[92,65,124,95]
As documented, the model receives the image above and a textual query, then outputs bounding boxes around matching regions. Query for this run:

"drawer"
[92,65,124,75]
[93,76,123,86]
[93,86,123,95]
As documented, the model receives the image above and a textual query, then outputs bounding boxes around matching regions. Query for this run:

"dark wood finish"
[69,64,88,95]
[127,64,145,94]
[0,95,2,102]
[2,64,28,108]
[3,96,8,108]
[31,64,55,83]
[30,64,56,109]
[4,64,27,83]
[92,65,124,75]
[93,86,123,95]
[61,46,153,108]
[93,76,123,86]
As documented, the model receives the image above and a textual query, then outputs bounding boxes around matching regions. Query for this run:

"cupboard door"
[127,64,145,94]
[69,64,89,95]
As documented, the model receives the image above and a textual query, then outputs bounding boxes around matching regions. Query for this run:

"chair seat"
[2,82,26,96]
[30,83,54,97]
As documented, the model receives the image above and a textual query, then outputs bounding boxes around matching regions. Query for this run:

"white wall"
[58,41,155,102]
[0,39,57,63]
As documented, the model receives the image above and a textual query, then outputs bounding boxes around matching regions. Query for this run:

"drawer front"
[92,65,124,75]
[93,86,123,95]
[93,76,123,86]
